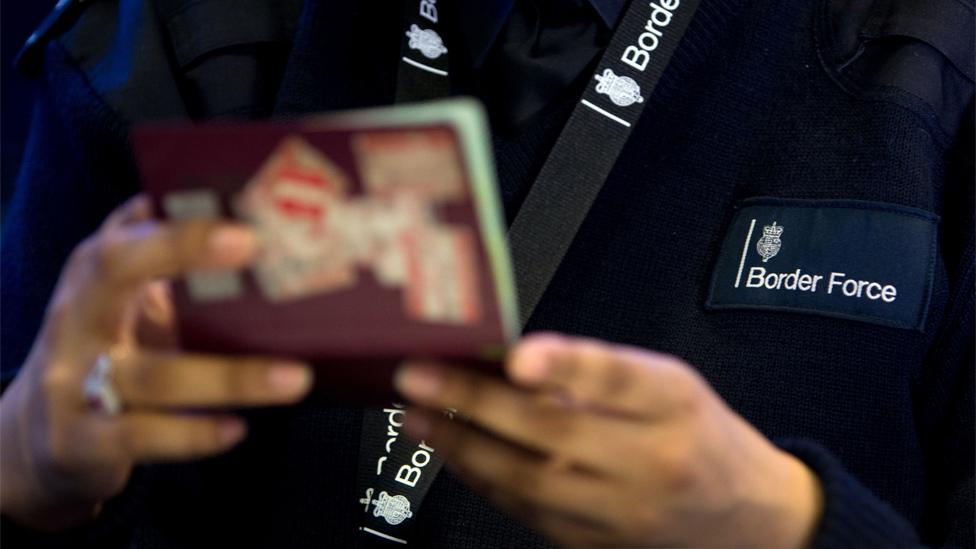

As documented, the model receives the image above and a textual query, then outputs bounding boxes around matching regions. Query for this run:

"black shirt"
[457,0,623,129]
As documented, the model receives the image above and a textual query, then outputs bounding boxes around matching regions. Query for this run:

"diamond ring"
[83,351,123,416]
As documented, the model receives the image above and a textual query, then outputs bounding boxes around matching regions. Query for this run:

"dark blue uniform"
[3,0,973,547]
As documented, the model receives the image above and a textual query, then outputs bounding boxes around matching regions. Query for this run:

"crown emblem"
[405,24,448,59]
[362,490,413,525]
[594,68,644,107]
[756,222,783,262]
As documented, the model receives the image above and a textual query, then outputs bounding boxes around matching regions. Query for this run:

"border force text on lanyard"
[356,0,701,544]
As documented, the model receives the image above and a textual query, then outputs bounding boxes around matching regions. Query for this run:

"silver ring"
[83,351,123,416]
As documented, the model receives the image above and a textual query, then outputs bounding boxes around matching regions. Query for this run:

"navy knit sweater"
[2,0,973,547]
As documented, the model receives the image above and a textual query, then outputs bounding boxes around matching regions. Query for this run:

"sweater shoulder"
[17,0,189,123]
[19,0,303,123]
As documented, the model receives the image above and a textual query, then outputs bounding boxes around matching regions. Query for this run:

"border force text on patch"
[706,198,938,330]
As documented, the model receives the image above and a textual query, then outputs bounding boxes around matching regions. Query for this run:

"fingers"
[70,214,256,338]
[112,352,313,408]
[402,408,619,529]
[104,413,248,462]
[134,280,178,349]
[506,333,705,418]
[101,195,153,230]
[137,280,174,330]
[395,364,639,473]
[64,196,257,338]
[91,219,257,291]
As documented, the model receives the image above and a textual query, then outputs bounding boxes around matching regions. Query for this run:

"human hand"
[0,196,313,531]
[395,333,822,547]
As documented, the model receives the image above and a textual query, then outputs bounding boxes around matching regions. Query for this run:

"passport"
[133,99,518,398]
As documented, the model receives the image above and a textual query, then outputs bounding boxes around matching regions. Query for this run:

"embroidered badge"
[405,24,448,59]
[756,222,783,262]
[706,198,939,330]
[594,68,644,107]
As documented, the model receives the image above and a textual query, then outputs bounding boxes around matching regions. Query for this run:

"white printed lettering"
[395,464,421,487]
[882,285,897,302]
[384,408,405,427]
[622,45,650,71]
[411,448,431,468]
[826,272,897,301]
[782,270,800,290]
[619,0,680,71]
[828,272,845,294]
[810,275,823,292]
[638,31,660,51]
[649,2,674,28]
[746,267,766,288]
[742,262,897,304]
[796,273,812,291]
[419,0,438,23]
[865,282,882,300]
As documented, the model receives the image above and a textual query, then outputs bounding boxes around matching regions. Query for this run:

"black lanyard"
[395,0,451,103]
[356,0,702,544]
[355,4,453,545]
[356,404,450,546]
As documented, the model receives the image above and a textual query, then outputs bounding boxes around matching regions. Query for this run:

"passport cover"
[133,99,517,398]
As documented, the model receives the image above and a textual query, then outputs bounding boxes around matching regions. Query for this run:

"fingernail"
[514,356,550,383]
[218,418,247,445]
[511,343,552,383]
[268,363,313,396]
[403,412,432,440]
[394,365,443,401]
[209,226,256,262]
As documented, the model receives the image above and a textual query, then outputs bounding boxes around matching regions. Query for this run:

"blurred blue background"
[3,2,57,211]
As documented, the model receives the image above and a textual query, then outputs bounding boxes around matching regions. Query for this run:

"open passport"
[133,99,518,396]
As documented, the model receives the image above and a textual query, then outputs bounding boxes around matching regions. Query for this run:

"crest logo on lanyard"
[363,490,414,525]
[594,68,645,107]
[405,24,448,59]
[756,222,783,262]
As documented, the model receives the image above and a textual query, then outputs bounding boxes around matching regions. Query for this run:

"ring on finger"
[83,348,127,416]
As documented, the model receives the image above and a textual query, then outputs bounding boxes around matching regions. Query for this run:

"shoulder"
[15,0,188,120]
[15,0,92,77]
[818,0,974,142]
[14,0,155,80]
[17,0,304,122]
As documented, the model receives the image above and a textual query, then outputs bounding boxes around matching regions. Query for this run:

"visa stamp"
[237,136,356,301]
[353,129,464,202]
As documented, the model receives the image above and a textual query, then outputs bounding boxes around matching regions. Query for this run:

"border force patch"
[706,198,939,331]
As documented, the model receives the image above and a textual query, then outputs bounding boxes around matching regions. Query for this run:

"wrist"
[770,450,824,548]
[0,373,98,532]
[1,379,39,526]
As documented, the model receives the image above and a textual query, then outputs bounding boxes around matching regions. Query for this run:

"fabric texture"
[2,0,973,547]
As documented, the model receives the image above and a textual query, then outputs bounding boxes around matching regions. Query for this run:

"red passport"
[133,100,518,399]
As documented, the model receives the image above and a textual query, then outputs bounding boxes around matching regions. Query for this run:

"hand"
[0,196,313,531]
[394,333,823,547]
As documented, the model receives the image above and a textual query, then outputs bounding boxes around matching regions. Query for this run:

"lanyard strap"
[356,0,702,544]
[396,0,451,102]
[356,3,452,546]
[356,404,449,546]
[508,0,702,326]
